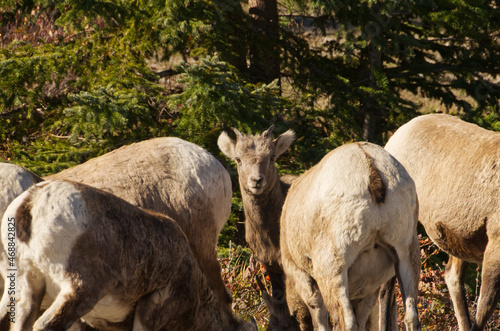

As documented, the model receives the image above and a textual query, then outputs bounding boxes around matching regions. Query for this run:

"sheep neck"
[241,177,286,268]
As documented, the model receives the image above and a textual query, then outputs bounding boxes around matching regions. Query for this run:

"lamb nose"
[251,176,263,184]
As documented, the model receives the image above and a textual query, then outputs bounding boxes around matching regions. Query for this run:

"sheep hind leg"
[392,236,420,331]
[378,276,399,331]
[444,255,471,331]
[284,258,329,331]
[285,277,313,331]
[315,265,357,331]
[352,293,378,331]
[471,237,500,331]
[193,244,233,307]
[32,280,97,331]
[4,268,46,331]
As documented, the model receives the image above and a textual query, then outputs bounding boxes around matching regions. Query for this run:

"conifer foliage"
[279,0,500,142]
[1,0,499,174]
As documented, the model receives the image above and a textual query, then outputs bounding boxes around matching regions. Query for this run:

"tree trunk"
[362,41,382,142]
[248,0,280,84]
[222,4,248,74]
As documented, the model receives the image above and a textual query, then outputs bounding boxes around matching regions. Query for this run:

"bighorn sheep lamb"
[46,137,233,306]
[0,180,257,331]
[218,125,300,330]
[280,142,421,331]
[385,113,499,331]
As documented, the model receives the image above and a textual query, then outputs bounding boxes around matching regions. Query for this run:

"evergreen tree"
[1,0,498,322]
[248,0,281,83]
[0,1,174,173]
[280,0,500,143]
[1,0,499,173]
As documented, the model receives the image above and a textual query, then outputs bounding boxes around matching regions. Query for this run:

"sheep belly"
[81,294,133,325]
[347,243,395,300]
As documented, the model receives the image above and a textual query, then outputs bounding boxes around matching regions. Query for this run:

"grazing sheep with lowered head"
[0,180,257,331]
[47,137,233,306]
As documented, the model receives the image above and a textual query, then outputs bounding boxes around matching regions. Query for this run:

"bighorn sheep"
[0,163,42,218]
[0,137,232,328]
[0,164,42,288]
[0,164,43,329]
[46,137,233,306]
[280,142,421,330]
[218,125,300,330]
[385,113,499,331]
[0,180,257,331]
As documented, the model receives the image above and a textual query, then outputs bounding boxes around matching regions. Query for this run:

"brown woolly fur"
[357,143,386,204]
[435,221,488,262]
[385,113,500,331]
[13,181,50,243]
[0,138,233,330]
[14,190,33,243]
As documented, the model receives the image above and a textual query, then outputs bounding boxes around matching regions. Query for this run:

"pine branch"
[0,104,27,117]
[49,134,85,141]
[155,68,180,78]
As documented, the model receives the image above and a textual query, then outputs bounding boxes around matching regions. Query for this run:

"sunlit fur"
[386,114,500,331]
[0,137,233,328]
[0,180,256,331]
[0,164,42,296]
[47,137,232,305]
[281,142,421,331]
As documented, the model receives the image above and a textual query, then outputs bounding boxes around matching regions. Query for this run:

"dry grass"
[220,238,500,331]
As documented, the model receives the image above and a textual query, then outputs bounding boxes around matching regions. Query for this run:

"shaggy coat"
[281,142,420,331]
[0,180,256,331]
[385,114,500,331]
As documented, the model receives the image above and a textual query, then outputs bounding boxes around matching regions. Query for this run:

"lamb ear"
[262,124,275,138]
[232,128,244,140]
[274,129,295,157]
[217,131,237,159]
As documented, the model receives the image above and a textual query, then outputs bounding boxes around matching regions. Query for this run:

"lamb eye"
[235,157,241,163]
